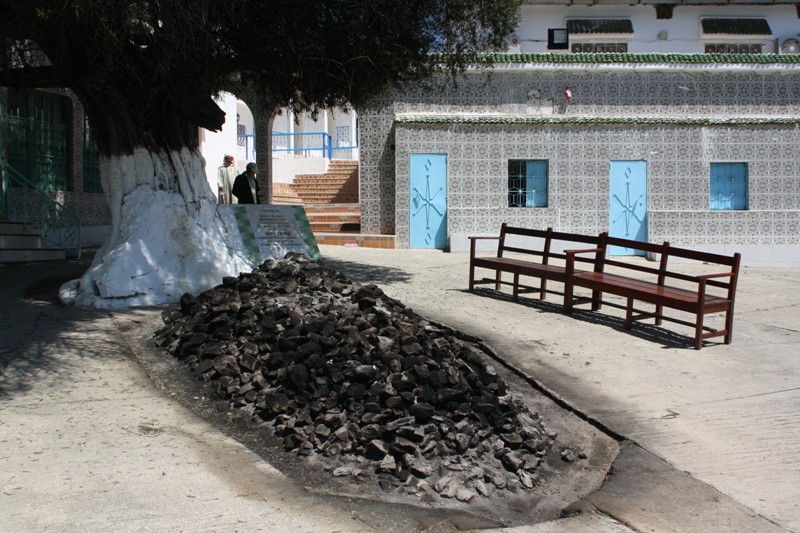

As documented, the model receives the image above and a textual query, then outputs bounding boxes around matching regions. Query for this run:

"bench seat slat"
[473,256,584,280]
[572,271,729,313]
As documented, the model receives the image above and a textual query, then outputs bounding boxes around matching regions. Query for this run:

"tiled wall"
[358,69,800,256]
[64,91,112,228]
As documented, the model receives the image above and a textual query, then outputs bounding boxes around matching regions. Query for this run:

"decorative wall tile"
[360,68,800,248]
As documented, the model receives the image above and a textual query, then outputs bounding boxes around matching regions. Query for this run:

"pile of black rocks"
[155,254,559,503]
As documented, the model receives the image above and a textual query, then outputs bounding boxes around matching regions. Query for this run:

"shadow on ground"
[320,256,414,285]
[468,287,716,351]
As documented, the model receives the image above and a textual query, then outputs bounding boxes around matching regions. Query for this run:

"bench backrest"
[498,224,607,270]
[603,235,740,297]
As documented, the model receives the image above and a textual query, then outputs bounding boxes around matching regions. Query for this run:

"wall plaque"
[218,204,320,264]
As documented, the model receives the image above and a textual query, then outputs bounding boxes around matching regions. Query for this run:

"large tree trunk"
[61,146,252,309]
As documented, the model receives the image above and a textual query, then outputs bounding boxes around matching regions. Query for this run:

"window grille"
[572,43,628,53]
[508,160,548,208]
[705,43,762,54]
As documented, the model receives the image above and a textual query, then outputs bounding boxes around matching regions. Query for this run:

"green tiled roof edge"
[396,116,800,126]
[440,53,800,65]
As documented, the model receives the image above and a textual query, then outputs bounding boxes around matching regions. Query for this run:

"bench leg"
[495,271,502,291]
[724,309,734,345]
[539,279,547,300]
[564,278,573,313]
[469,264,475,291]
[592,290,603,311]
[513,273,520,301]
[624,298,634,329]
[694,314,704,350]
[655,304,663,326]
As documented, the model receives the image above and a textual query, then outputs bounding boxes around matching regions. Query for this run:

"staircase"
[272,182,303,205]
[292,160,359,204]
[0,221,66,263]
[271,161,395,249]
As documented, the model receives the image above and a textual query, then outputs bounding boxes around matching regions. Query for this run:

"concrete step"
[306,213,361,223]
[327,161,359,171]
[314,233,395,249]
[0,234,45,248]
[271,197,303,205]
[293,184,356,192]
[297,194,358,203]
[294,177,353,186]
[310,222,361,232]
[0,248,66,263]
[304,203,361,214]
[0,222,27,233]
[304,202,362,236]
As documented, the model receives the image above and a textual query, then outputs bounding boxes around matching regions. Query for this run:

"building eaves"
[396,115,800,126]
[522,0,800,5]
[470,53,800,65]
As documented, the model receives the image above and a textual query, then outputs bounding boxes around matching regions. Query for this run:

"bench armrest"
[565,247,602,256]
[696,272,735,281]
[693,271,736,302]
[564,247,604,274]
[469,235,500,258]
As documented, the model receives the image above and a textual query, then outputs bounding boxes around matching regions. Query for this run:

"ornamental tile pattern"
[357,65,800,249]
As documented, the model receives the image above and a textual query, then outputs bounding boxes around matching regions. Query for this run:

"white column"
[288,108,295,152]
[350,110,358,160]
[322,111,330,158]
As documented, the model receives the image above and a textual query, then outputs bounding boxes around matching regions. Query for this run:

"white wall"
[202,96,359,186]
[273,158,330,183]
[512,4,800,54]
[200,92,239,195]
[236,100,255,170]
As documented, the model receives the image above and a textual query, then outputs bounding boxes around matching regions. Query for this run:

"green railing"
[2,164,82,258]
[6,112,68,191]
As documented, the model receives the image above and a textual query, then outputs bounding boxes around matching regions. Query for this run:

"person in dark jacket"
[232,162,260,204]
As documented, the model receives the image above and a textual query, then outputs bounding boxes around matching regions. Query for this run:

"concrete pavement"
[1,246,798,532]
[319,245,800,533]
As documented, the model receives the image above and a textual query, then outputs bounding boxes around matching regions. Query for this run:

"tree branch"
[0,65,90,89]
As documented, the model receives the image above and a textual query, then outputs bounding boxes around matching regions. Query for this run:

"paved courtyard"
[1,246,798,532]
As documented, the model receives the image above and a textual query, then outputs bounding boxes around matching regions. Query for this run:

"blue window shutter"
[525,161,548,207]
[730,163,747,209]
[711,163,747,210]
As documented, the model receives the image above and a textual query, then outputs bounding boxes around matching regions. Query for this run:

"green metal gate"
[6,89,69,191]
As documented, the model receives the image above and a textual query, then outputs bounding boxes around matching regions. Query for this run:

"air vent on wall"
[780,37,799,54]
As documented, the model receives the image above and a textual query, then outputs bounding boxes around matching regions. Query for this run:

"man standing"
[232,162,260,204]
[217,154,237,204]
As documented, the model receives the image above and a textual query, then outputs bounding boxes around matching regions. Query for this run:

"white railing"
[238,132,358,161]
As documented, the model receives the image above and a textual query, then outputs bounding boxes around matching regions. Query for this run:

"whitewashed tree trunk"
[62,146,252,309]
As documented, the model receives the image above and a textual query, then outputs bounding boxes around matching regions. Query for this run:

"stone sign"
[218,204,320,263]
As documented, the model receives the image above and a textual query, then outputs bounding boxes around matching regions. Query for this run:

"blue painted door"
[609,161,647,256]
[410,154,447,249]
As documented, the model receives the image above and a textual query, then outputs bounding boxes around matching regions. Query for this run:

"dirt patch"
[143,254,619,527]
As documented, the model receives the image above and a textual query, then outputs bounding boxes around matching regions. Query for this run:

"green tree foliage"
[0,0,520,155]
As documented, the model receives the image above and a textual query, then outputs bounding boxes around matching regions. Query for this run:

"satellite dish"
[780,38,800,54]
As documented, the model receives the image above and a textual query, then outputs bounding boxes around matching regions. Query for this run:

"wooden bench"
[469,224,607,305]
[565,236,741,350]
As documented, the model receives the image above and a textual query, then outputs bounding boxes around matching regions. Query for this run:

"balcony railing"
[238,131,359,161]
